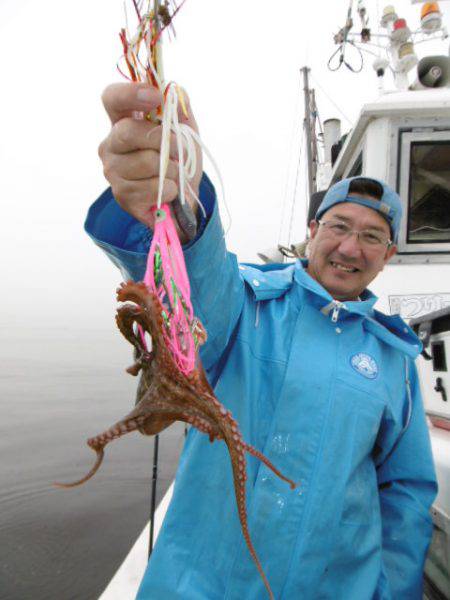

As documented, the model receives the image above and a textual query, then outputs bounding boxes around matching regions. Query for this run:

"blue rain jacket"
[85,175,437,600]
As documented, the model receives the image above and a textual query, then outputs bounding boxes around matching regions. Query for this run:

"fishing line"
[310,74,354,127]
[278,72,303,247]
[287,126,305,248]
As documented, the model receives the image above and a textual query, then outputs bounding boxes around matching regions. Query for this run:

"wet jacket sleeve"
[375,359,437,599]
[84,174,245,373]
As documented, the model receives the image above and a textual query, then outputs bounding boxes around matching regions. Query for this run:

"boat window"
[407,141,450,244]
[431,341,447,372]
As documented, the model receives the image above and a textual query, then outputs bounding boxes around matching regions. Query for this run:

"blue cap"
[315,177,402,243]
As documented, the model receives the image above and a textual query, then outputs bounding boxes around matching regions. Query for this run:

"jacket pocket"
[337,380,385,526]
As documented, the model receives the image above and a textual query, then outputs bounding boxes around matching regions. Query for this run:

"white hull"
[99,484,174,600]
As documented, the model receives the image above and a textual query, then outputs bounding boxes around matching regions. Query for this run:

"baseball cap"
[315,177,402,243]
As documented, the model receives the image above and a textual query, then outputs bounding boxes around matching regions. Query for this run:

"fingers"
[104,118,180,156]
[98,83,203,228]
[104,150,179,182]
[99,119,181,183]
[101,82,163,125]
[111,118,160,153]
[100,128,180,224]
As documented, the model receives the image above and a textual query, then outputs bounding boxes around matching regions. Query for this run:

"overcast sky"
[1,0,449,332]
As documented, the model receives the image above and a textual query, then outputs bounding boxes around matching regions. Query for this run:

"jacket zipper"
[320,300,348,322]
[331,301,346,323]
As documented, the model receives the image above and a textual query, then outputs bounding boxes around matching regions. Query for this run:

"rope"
[287,127,305,247]
[278,72,303,246]
[310,74,354,127]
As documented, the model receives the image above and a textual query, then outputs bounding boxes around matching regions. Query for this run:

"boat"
[101,1,450,598]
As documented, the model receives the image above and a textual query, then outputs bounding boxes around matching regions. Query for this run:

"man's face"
[307,200,397,301]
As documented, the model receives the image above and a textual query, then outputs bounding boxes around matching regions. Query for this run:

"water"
[0,326,185,600]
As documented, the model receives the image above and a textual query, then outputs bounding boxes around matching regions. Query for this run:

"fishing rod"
[148,0,162,557]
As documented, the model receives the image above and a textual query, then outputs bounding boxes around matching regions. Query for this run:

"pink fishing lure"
[141,204,196,375]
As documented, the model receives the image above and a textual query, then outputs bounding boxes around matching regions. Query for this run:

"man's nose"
[336,232,363,257]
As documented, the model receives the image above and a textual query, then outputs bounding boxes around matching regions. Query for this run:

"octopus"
[56,280,296,599]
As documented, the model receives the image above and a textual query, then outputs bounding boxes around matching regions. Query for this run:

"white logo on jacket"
[350,353,379,379]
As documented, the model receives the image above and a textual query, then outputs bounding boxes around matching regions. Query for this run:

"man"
[86,83,437,599]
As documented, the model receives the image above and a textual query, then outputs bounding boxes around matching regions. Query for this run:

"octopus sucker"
[57,281,295,599]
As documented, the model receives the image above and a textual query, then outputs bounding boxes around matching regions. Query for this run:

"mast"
[301,66,316,197]
[310,88,320,189]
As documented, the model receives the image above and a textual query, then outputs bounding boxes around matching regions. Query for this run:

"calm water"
[0,327,185,600]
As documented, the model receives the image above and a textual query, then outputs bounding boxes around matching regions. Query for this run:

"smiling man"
[85,83,437,600]
[307,177,398,302]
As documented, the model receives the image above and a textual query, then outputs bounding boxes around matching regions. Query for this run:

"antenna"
[329,0,450,90]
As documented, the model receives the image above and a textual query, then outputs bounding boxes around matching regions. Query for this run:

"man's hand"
[98,82,203,229]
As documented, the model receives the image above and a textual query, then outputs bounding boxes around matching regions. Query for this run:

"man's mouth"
[330,260,359,273]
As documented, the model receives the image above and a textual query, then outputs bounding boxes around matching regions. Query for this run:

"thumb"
[101,82,163,125]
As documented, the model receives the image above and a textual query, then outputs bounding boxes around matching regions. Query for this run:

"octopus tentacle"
[220,423,274,600]
[116,304,146,352]
[56,388,223,487]
[117,282,168,353]
[116,306,156,376]
[242,442,297,490]
[187,389,296,488]
[117,281,205,390]
[54,412,146,488]
[133,356,154,406]
[197,399,296,599]
[54,449,105,489]
[194,361,215,396]
[134,384,222,438]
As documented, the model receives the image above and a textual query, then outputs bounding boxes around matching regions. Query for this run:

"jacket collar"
[294,261,421,356]
[240,259,421,357]
[293,260,378,318]
[239,260,376,316]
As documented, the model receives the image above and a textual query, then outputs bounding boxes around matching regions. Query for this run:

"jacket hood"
[239,259,422,359]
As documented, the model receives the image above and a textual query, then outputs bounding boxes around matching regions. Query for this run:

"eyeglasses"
[317,219,392,248]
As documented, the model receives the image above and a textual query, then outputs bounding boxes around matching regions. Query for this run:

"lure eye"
[155,208,166,222]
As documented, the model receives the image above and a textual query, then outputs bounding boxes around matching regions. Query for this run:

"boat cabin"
[330,88,450,263]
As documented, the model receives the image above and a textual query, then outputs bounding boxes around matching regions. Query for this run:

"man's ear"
[384,243,397,264]
[309,219,319,239]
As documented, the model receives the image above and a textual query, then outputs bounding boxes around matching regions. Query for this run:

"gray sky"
[1,0,449,331]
